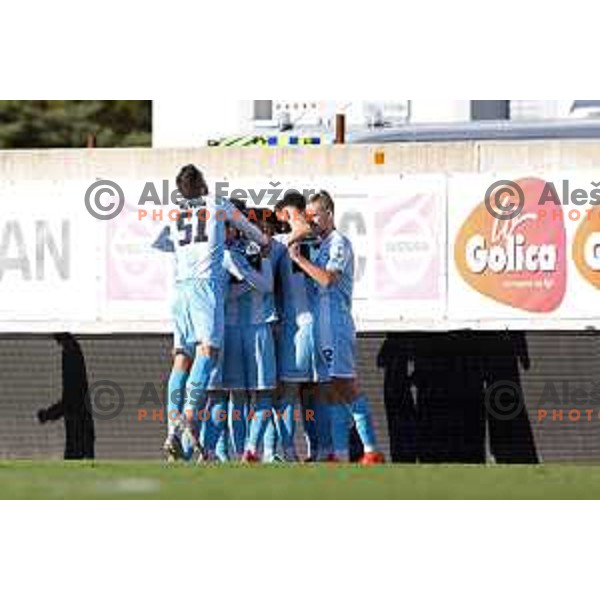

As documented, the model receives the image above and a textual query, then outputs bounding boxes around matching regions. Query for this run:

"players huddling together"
[153,164,385,465]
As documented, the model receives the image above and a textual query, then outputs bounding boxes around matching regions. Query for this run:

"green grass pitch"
[1,461,600,499]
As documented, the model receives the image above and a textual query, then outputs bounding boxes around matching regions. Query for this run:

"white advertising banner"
[2,172,600,333]
[0,180,99,328]
[101,180,174,324]
[448,173,600,327]
[0,175,447,333]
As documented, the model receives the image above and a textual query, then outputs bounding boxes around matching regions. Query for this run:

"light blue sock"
[330,404,351,461]
[229,394,247,459]
[215,427,229,463]
[181,428,197,462]
[263,417,278,462]
[274,397,296,457]
[167,369,189,436]
[181,354,214,460]
[204,394,228,456]
[246,393,273,454]
[351,395,378,453]
[302,397,319,460]
[183,354,215,420]
[315,401,333,459]
[199,418,207,448]
[182,416,204,461]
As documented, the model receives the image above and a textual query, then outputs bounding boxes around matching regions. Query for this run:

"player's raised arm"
[289,242,341,288]
[224,249,274,296]
[285,208,312,246]
[218,196,269,247]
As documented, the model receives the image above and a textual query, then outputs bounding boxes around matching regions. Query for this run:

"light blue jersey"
[209,240,277,391]
[153,196,266,283]
[311,229,356,380]
[152,195,266,353]
[225,241,276,326]
[312,229,354,320]
[272,234,316,327]
[272,234,326,383]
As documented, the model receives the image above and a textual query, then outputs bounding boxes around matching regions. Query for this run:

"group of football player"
[153,164,385,464]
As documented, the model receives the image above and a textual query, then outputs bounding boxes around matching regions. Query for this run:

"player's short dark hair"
[229,198,247,214]
[309,190,335,215]
[275,191,307,213]
[176,164,209,200]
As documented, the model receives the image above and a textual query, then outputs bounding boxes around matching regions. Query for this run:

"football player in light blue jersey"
[238,212,279,463]
[203,216,275,462]
[289,191,385,464]
[204,207,278,462]
[270,193,328,461]
[152,165,268,462]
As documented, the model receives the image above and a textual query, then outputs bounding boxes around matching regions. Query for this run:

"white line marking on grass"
[95,478,161,495]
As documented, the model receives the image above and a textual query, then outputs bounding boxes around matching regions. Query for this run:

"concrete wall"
[2,140,600,182]
[1,332,599,463]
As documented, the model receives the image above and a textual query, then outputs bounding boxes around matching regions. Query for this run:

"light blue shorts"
[209,323,277,391]
[172,279,224,358]
[314,313,357,381]
[277,321,328,383]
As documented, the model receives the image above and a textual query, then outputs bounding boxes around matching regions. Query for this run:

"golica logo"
[573,205,600,289]
[455,178,567,313]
